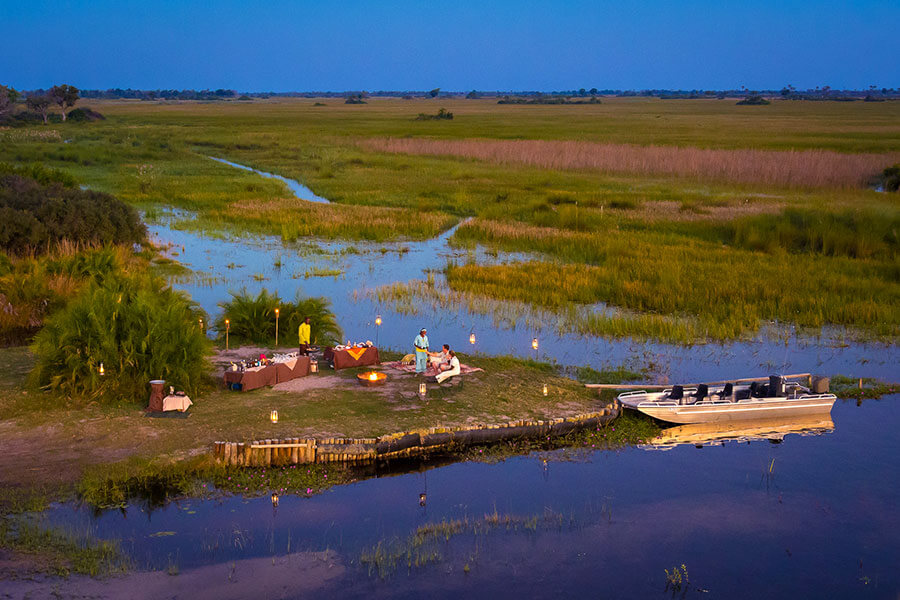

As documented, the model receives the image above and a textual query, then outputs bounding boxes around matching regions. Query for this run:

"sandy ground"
[0,550,344,600]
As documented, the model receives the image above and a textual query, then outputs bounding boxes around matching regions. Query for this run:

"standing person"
[414,328,429,374]
[298,316,311,356]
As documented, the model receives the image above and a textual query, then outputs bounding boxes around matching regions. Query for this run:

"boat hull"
[632,396,836,424]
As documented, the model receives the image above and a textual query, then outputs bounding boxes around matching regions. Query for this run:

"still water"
[47,397,899,598]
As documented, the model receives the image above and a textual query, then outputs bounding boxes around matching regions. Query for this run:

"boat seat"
[722,382,734,401]
[693,383,708,403]
[669,385,684,403]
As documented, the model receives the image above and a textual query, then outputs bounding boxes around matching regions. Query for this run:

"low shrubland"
[213,288,343,347]
[29,271,211,403]
[0,167,145,254]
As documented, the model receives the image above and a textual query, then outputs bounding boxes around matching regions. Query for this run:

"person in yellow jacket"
[298,316,311,355]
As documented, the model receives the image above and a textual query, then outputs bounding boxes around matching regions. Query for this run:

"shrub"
[879,164,900,192]
[0,172,145,254]
[736,94,771,105]
[29,273,211,403]
[214,288,342,347]
[65,107,105,122]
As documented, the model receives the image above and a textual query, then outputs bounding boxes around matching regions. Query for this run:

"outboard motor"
[769,375,785,397]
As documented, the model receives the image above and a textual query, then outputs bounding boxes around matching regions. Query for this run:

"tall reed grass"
[449,220,900,340]
[365,138,900,189]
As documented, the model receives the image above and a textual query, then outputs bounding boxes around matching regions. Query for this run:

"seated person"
[435,351,461,384]
[428,344,451,371]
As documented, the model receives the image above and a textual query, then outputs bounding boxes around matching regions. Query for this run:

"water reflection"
[644,415,835,450]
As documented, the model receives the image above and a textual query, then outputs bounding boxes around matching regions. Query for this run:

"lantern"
[531,337,539,350]
[375,315,382,326]
[310,361,318,373]
[225,319,230,350]
[419,492,427,506]
[99,363,105,376]
[271,492,279,507]
[418,382,427,396]
[542,384,549,397]
[270,409,279,423]
[469,333,476,345]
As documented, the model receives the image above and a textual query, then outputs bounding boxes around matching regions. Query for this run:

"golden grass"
[364,137,900,189]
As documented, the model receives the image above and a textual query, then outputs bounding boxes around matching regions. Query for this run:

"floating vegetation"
[294,267,344,279]
[830,375,899,400]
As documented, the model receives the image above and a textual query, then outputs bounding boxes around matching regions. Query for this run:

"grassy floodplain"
[1,97,898,342]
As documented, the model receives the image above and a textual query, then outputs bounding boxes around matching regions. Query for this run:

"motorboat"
[617,375,836,424]
[641,415,834,450]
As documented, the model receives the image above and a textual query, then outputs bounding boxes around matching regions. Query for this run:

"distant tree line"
[78,88,237,100]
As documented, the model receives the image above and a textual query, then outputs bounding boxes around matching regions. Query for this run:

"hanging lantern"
[418,382,427,396]
[531,337,539,350]
[99,363,105,376]
[419,492,427,506]
[270,409,279,423]
[271,492,279,507]
[469,333,476,345]
[375,315,382,326]
[542,383,549,397]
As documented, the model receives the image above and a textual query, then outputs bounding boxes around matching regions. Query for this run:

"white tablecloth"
[162,394,193,412]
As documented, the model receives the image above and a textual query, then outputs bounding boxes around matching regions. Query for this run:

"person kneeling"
[435,351,460,384]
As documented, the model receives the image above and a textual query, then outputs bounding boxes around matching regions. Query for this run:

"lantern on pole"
[274,308,280,347]
[531,337,539,350]
[199,318,204,334]
[271,492,279,507]
[225,319,230,350]
[375,314,381,347]
[469,332,476,345]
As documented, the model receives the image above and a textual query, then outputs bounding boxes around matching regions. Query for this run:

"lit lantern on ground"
[99,363,105,376]
[542,384,549,397]
[310,361,318,373]
[419,382,427,396]
[270,409,278,423]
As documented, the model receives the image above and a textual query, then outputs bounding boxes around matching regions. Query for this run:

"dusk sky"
[3,0,898,91]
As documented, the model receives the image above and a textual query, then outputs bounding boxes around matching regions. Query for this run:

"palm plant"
[214,288,342,347]
[30,272,211,403]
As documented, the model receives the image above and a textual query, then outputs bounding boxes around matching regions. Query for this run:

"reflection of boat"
[617,376,836,424]
[642,415,835,450]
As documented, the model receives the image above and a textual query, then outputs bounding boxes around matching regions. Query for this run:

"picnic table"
[223,356,311,391]
[323,346,380,370]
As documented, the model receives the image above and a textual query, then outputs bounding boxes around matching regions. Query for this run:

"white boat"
[617,376,836,425]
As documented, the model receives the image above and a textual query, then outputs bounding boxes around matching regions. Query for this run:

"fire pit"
[357,371,387,387]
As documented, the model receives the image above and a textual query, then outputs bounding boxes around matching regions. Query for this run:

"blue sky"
[2,0,898,91]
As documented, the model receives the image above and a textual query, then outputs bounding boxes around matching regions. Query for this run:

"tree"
[26,95,52,124]
[0,85,19,118]
[589,87,598,96]
[428,88,440,98]
[48,84,79,121]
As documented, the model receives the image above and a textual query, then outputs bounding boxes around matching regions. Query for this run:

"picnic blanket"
[383,360,483,377]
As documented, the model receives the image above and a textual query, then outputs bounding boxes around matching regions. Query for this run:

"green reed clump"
[574,365,645,384]
[214,288,342,347]
[29,271,211,403]
[830,375,899,400]
[728,207,899,259]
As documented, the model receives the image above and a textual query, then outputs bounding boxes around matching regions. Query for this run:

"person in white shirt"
[428,344,451,371]
[435,351,460,383]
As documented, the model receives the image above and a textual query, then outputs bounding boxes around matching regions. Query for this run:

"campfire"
[357,371,387,387]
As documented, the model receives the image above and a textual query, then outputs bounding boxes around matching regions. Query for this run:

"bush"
[879,164,900,192]
[0,172,145,254]
[736,94,771,105]
[65,107,105,122]
[214,288,342,347]
[29,273,210,403]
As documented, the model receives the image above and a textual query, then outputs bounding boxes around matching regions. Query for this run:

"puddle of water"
[45,397,900,598]
[208,156,331,203]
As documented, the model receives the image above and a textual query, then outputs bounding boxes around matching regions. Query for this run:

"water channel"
[37,160,897,598]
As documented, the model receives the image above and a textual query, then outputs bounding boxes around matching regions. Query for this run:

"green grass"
[2,98,897,342]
